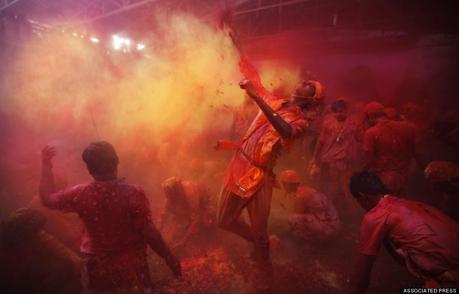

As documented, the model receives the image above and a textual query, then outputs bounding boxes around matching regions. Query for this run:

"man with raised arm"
[216,54,325,289]
[40,142,181,293]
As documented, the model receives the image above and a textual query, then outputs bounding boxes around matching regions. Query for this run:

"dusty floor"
[148,190,421,294]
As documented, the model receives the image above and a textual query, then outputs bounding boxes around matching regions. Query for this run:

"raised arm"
[240,79,293,139]
[39,145,57,207]
[39,146,85,212]
[239,55,277,103]
[227,24,276,104]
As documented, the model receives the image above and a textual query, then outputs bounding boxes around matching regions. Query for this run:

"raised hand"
[41,145,56,167]
[239,79,258,98]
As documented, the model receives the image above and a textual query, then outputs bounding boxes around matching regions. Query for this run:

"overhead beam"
[234,0,310,16]
[74,0,160,25]
[0,0,22,12]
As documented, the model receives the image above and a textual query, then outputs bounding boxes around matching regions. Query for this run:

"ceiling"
[1,0,458,43]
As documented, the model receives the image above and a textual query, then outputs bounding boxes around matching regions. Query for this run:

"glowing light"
[136,43,145,51]
[72,32,78,37]
[112,35,133,52]
[90,37,100,43]
[112,35,123,50]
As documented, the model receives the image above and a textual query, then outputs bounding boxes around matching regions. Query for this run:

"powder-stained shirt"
[317,115,359,167]
[43,179,154,255]
[363,120,416,173]
[223,56,308,198]
[359,196,459,278]
[363,120,416,192]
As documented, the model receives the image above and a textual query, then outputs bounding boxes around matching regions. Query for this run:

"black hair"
[331,99,348,112]
[82,141,119,177]
[350,171,390,198]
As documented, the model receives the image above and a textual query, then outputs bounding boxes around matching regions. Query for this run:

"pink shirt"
[317,115,359,166]
[45,179,153,255]
[359,196,459,278]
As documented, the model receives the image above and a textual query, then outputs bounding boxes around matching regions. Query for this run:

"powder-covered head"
[82,141,119,179]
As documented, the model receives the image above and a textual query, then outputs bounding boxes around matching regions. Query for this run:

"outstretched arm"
[38,146,85,212]
[134,191,181,278]
[227,25,276,103]
[228,27,291,137]
[142,223,181,278]
[39,146,57,207]
[238,56,277,102]
[240,79,292,139]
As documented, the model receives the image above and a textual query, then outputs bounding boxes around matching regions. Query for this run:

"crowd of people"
[1,51,458,294]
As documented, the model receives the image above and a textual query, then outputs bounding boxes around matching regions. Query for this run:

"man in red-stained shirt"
[39,142,181,293]
[362,102,417,194]
[216,54,325,289]
[310,99,359,216]
[348,171,459,293]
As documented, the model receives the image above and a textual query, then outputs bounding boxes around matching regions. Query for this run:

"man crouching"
[348,171,459,293]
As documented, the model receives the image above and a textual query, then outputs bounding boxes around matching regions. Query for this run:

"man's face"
[333,108,348,122]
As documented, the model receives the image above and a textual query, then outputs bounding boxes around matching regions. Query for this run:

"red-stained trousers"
[217,176,273,266]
